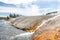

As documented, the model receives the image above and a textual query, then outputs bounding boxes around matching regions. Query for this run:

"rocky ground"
[0,14,59,40]
[10,15,55,32]
[30,14,60,40]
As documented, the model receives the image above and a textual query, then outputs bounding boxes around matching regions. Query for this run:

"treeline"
[46,11,57,15]
[6,13,22,20]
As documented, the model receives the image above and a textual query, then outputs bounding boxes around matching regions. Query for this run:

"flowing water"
[0,20,27,40]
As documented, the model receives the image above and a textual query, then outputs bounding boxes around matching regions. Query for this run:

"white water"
[11,32,33,40]
[35,14,60,31]
[0,20,26,40]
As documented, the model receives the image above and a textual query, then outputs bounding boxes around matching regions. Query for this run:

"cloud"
[0,5,41,16]
[0,4,59,16]
[0,0,41,16]
[21,5,40,16]
[0,0,60,16]
[0,0,59,4]
[36,0,59,2]
[40,8,58,14]
[0,0,37,4]
[0,5,58,16]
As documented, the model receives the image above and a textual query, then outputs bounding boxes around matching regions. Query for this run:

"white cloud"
[0,0,59,16]
[0,0,59,4]
[0,5,41,16]
[37,0,58,2]
[39,8,58,15]
[21,5,41,16]
[0,0,37,4]
[0,0,41,16]
[0,6,59,16]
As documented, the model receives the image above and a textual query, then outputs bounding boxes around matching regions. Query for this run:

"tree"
[6,16,9,20]
[9,13,20,18]
[9,13,13,17]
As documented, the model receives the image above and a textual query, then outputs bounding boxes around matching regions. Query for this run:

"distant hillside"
[0,17,7,20]
[46,11,58,15]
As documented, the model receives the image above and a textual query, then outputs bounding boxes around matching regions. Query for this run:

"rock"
[0,20,26,40]
[35,28,60,40]
[10,15,54,32]
[29,14,60,40]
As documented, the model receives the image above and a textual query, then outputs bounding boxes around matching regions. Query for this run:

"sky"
[0,0,60,16]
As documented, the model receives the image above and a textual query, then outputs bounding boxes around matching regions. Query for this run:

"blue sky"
[0,0,60,16]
